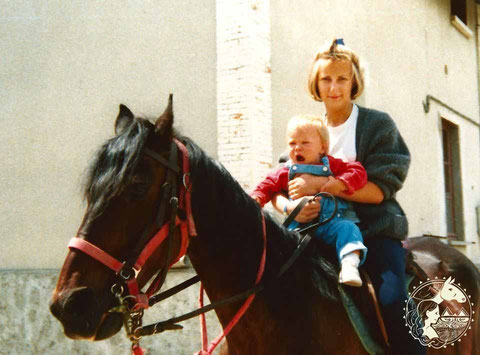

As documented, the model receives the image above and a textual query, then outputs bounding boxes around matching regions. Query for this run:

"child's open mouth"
[295,154,305,162]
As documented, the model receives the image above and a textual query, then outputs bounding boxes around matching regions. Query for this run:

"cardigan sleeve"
[250,167,289,207]
[358,111,410,201]
[327,156,368,194]
[351,107,411,240]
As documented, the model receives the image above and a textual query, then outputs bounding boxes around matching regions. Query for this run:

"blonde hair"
[307,38,365,102]
[287,115,329,153]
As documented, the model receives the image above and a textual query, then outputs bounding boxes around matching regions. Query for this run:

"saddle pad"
[338,285,385,355]
[338,270,419,355]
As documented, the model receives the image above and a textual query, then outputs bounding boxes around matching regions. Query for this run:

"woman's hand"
[320,176,348,195]
[288,174,329,200]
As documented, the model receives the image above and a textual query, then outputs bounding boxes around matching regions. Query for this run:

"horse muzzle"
[50,286,123,340]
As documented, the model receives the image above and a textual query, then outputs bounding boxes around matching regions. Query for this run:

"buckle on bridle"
[111,284,124,298]
[118,264,138,280]
[182,172,191,191]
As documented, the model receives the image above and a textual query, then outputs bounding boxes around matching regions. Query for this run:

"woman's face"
[287,127,325,164]
[317,59,354,110]
[425,306,440,323]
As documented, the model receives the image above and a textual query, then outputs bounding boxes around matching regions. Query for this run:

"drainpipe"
[475,2,480,267]
[476,3,480,136]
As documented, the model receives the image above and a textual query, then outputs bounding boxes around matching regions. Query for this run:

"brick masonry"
[216,0,272,192]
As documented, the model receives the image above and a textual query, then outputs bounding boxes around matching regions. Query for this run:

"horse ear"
[155,94,174,139]
[445,276,454,284]
[115,104,134,135]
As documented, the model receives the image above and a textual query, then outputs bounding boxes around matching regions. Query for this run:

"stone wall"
[0,269,222,355]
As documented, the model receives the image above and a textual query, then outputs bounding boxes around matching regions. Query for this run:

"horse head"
[50,96,189,340]
[440,276,466,303]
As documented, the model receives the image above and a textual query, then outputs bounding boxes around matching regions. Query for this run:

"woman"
[422,303,440,341]
[272,39,425,354]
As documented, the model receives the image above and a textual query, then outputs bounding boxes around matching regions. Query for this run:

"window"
[450,0,472,38]
[451,0,467,24]
[441,119,464,240]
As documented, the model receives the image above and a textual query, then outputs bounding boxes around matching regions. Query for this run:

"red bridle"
[68,138,196,310]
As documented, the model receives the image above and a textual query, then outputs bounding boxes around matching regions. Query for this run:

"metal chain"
[109,284,144,348]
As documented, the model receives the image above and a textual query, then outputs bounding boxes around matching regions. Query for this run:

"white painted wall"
[0,0,217,269]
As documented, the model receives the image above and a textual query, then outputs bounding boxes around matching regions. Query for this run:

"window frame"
[441,119,465,240]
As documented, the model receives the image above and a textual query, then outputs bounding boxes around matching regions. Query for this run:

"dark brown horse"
[50,98,480,354]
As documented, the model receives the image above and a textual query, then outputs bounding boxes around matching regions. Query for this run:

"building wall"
[0,0,217,269]
[270,0,480,262]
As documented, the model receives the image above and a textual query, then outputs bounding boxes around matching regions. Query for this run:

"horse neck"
[185,143,271,300]
[432,292,443,304]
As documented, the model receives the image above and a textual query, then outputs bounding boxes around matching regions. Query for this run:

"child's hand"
[288,174,329,200]
[252,196,263,206]
[320,176,348,195]
[289,197,320,223]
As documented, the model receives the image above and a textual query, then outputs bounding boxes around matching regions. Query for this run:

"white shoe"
[339,262,363,287]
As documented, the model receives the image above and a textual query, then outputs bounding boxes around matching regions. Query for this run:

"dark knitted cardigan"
[354,106,410,240]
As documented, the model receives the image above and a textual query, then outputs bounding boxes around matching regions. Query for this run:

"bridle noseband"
[68,138,196,353]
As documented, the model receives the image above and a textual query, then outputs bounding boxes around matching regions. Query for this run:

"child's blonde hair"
[287,115,329,153]
[307,38,365,102]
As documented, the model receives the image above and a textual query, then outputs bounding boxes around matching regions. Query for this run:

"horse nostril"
[52,286,101,337]
[63,287,96,314]
[49,297,62,320]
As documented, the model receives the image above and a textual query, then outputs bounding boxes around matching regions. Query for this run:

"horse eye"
[128,181,150,200]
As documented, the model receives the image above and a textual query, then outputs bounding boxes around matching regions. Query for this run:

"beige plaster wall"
[0,1,217,269]
[270,0,480,262]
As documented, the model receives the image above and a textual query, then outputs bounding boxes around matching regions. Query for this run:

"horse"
[50,97,480,354]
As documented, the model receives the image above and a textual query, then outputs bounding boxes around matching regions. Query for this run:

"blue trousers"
[289,216,367,265]
[363,238,426,355]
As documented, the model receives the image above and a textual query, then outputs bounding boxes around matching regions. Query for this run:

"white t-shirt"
[327,104,358,163]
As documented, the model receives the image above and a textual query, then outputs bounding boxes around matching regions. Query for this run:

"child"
[251,115,367,286]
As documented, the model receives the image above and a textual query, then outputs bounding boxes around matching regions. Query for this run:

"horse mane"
[84,117,155,220]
